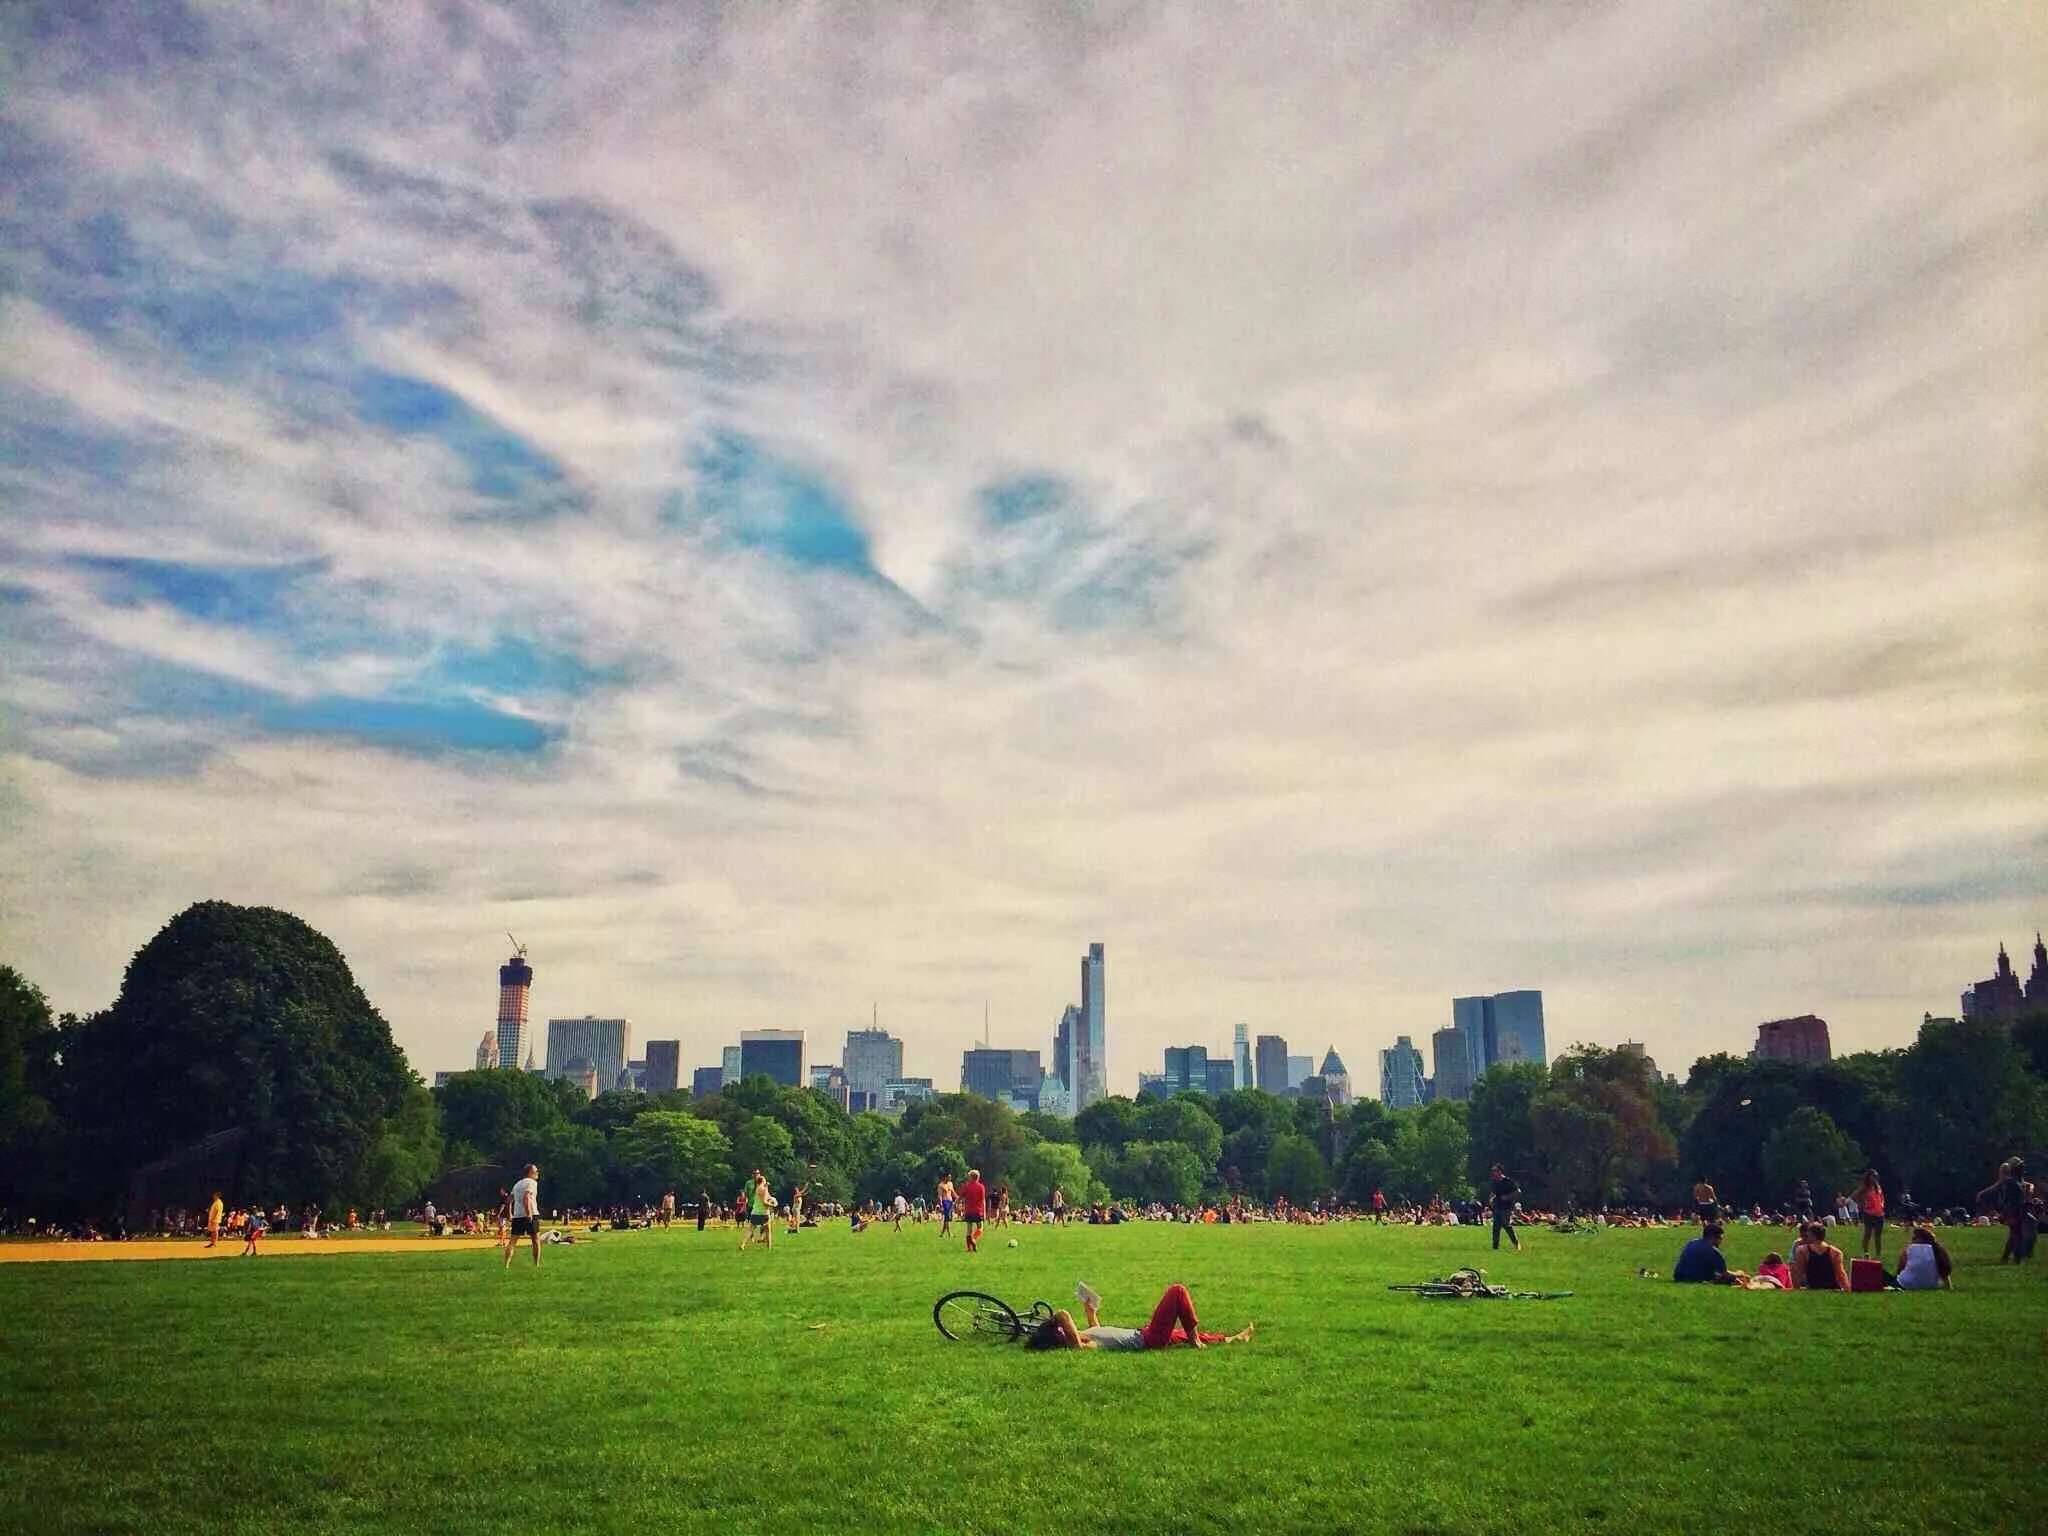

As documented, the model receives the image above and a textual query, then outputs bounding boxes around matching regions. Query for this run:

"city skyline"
[3,8,2041,1094]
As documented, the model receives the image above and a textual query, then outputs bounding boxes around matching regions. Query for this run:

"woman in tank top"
[1791,1222,1848,1289]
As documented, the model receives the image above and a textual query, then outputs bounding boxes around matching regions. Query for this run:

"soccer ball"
[1007,1238,1019,1249]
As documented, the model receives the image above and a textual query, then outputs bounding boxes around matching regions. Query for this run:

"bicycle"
[1387,1267,1572,1301]
[933,1289,1057,1342]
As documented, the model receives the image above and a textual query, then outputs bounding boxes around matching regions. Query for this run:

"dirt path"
[0,1236,504,1263]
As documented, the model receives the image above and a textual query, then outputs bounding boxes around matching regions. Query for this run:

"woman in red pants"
[1025,1282,1254,1350]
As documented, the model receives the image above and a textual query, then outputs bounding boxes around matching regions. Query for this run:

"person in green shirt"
[739,1170,775,1252]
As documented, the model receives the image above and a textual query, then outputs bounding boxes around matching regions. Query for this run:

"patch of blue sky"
[429,635,620,698]
[0,401,153,483]
[68,554,325,629]
[675,431,877,576]
[351,369,577,514]
[121,660,556,757]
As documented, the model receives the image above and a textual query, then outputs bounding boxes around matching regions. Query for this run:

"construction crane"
[506,932,527,959]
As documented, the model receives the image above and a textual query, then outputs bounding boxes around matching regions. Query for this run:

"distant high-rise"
[1286,1054,1313,1091]
[721,1045,742,1086]
[644,1039,681,1095]
[844,1027,904,1102]
[546,1017,631,1095]
[1961,936,2046,1022]
[1379,1036,1426,1109]
[1075,942,1107,1112]
[961,1047,1043,1105]
[1052,1005,1079,1091]
[1136,1072,1168,1101]
[810,1064,852,1111]
[1255,1034,1289,1093]
[1431,1026,1473,1101]
[1752,1015,1831,1063]
[495,948,533,1080]
[475,1029,498,1071]
[739,1029,806,1087]
[1450,990,1547,1076]
[1162,1045,1210,1096]
[1319,1046,1351,1105]
[691,1065,725,1097]
[1204,1058,1237,1096]
[1233,1024,1253,1093]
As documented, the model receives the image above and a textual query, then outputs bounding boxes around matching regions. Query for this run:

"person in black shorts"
[505,1163,541,1268]
[1488,1165,1521,1251]
[1690,1175,1719,1225]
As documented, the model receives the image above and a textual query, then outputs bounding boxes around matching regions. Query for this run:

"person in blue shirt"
[1673,1222,1746,1284]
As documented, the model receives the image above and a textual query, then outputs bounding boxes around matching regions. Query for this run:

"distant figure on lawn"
[1791,1223,1849,1290]
[1857,1169,1887,1259]
[240,1206,265,1256]
[696,1190,711,1232]
[505,1164,541,1268]
[1895,1228,1953,1291]
[1691,1176,1719,1225]
[739,1170,774,1252]
[959,1168,987,1254]
[1978,1159,2033,1264]
[1672,1223,1746,1285]
[1026,1281,1254,1351]
[1488,1165,1521,1252]
[206,1191,224,1249]
[1754,1252,1793,1289]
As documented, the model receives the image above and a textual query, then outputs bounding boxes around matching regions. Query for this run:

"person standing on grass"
[786,1182,808,1236]
[494,1187,512,1244]
[205,1191,224,1248]
[240,1205,266,1256]
[1792,1179,1815,1226]
[959,1168,987,1254]
[992,1183,1011,1229]
[892,1192,908,1232]
[1371,1188,1387,1224]
[696,1189,711,1232]
[936,1175,957,1238]
[1857,1169,1886,1259]
[504,1164,542,1268]
[1488,1165,1522,1252]
[1977,1160,2029,1263]
[1050,1185,1067,1224]
[1691,1175,1719,1225]
[739,1170,774,1252]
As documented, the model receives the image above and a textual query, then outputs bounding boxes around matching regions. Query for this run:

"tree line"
[3,902,2044,1220]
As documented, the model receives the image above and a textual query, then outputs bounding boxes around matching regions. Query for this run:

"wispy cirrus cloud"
[0,2,2041,1088]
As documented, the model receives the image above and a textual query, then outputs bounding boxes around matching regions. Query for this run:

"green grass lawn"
[2,1221,2043,1534]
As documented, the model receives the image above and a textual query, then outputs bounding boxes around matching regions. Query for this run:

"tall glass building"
[1446,990,1547,1088]
[1378,1036,1427,1109]
[1075,942,1106,1112]
[1233,1024,1253,1092]
[495,950,533,1076]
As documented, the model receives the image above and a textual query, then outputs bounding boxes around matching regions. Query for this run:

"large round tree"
[66,901,419,1209]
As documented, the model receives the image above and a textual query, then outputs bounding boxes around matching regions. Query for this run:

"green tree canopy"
[1759,1106,1864,1203]
[1112,1140,1208,1206]
[1266,1133,1330,1203]
[62,902,418,1208]
[611,1112,732,1201]
[1010,1139,1105,1205]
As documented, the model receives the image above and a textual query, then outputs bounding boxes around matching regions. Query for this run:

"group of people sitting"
[1672,1221,1954,1290]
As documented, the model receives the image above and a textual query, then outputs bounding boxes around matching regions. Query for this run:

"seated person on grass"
[1893,1227,1953,1291]
[1026,1282,1254,1351]
[1672,1222,1747,1285]
[1791,1223,1850,1290]
[1753,1252,1793,1289]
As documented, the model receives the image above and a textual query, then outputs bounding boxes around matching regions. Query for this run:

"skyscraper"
[1233,1024,1253,1093]
[1162,1045,1210,1096]
[1431,1026,1473,1102]
[1286,1054,1312,1091]
[1319,1046,1351,1105]
[1255,1034,1289,1094]
[961,1048,1042,1105]
[1379,1036,1426,1109]
[644,1039,681,1095]
[495,948,533,1079]
[1052,1005,1079,1091]
[1752,1015,1831,1063]
[475,1029,498,1071]
[1075,942,1106,1112]
[1204,1058,1237,1096]
[691,1065,725,1097]
[1450,990,1548,1075]
[844,1027,904,1102]
[546,1017,631,1095]
[721,1045,742,1086]
[739,1029,806,1086]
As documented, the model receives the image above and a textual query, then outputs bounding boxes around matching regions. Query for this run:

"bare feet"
[1227,1322,1256,1343]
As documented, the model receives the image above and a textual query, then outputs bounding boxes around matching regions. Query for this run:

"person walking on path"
[505,1164,542,1268]
[1488,1165,1522,1252]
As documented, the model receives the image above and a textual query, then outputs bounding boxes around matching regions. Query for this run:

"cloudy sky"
[2,3,2042,1092]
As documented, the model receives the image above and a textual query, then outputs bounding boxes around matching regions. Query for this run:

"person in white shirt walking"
[505,1164,541,1268]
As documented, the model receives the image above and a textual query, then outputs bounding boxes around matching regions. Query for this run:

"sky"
[1,3,2043,1094]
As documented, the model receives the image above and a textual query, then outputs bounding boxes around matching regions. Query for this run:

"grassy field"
[1,1220,2042,1535]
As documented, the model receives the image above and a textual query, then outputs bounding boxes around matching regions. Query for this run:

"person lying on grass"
[1024,1282,1254,1350]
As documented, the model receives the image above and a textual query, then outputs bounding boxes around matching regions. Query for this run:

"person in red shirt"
[959,1168,988,1253]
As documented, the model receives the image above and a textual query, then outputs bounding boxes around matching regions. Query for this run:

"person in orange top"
[1857,1168,1887,1259]
[958,1168,987,1253]
[205,1192,224,1248]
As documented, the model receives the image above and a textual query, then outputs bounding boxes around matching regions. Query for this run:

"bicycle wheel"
[1506,1290,1574,1301]
[1388,1283,1462,1297]
[934,1290,1024,1342]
